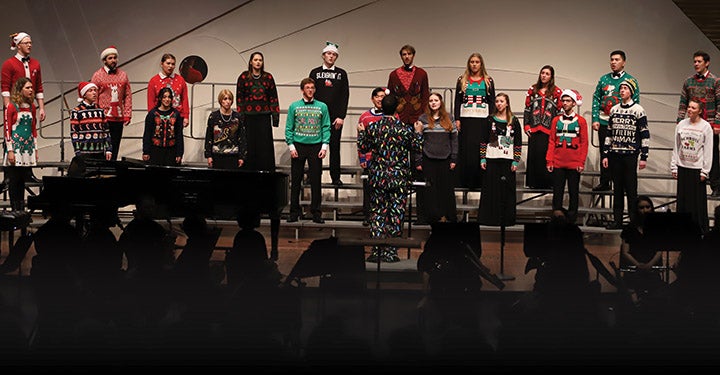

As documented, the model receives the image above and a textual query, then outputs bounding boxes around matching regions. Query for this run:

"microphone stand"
[498,174,515,281]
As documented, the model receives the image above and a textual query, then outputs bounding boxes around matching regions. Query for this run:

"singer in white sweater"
[671,99,715,233]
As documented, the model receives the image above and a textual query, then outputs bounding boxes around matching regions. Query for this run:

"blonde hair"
[218,89,234,105]
[459,53,491,93]
[425,92,453,131]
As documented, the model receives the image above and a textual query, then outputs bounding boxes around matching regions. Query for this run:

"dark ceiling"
[674,0,720,51]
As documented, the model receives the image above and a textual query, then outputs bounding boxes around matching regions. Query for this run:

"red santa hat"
[10,32,30,50]
[78,81,98,102]
[561,89,583,106]
[101,45,118,60]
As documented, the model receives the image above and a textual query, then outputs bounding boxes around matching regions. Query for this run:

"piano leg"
[270,211,280,261]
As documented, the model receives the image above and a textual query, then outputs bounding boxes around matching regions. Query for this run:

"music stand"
[497,175,515,281]
[417,222,505,291]
[642,211,702,283]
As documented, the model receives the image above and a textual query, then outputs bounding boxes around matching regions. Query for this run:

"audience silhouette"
[6,193,720,370]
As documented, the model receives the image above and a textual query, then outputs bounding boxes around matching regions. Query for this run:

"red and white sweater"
[1,54,43,100]
[546,112,588,170]
[91,66,132,123]
[147,72,189,119]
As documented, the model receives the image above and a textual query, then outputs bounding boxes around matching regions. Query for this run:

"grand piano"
[27,157,289,257]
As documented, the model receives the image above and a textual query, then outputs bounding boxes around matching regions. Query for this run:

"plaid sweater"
[677,71,720,129]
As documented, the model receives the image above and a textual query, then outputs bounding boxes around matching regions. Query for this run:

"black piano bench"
[0,210,31,232]
[0,210,32,275]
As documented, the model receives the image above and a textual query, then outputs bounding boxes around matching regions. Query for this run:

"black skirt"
[525,132,552,189]
[456,117,486,189]
[244,113,276,171]
[478,158,516,226]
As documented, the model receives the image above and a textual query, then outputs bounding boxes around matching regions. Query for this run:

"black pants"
[6,166,31,211]
[709,133,720,192]
[108,121,124,161]
[598,126,612,186]
[609,154,638,225]
[329,125,342,182]
[290,143,322,218]
[552,168,580,223]
[148,146,179,166]
[362,168,370,220]
[412,163,426,223]
[211,154,240,169]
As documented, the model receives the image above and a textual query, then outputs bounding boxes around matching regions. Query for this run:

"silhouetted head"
[182,214,207,236]
[381,94,398,115]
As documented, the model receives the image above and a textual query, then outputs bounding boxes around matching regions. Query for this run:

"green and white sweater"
[285,98,331,149]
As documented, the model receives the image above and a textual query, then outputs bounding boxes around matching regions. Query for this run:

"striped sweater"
[415,113,458,164]
[70,102,112,155]
[677,71,720,129]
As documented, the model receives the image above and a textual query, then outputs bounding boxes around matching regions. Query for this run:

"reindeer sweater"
[91,66,132,123]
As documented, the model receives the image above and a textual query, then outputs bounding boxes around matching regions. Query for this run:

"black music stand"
[417,222,505,292]
[497,175,514,281]
[643,211,702,283]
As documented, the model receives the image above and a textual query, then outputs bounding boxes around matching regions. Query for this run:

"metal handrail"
[8,79,682,162]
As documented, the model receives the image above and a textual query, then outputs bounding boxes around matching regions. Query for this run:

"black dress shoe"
[287,215,299,223]
[312,217,325,224]
[605,222,623,230]
[381,253,401,263]
[592,183,611,192]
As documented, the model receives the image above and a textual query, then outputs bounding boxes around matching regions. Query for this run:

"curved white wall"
[2,0,718,200]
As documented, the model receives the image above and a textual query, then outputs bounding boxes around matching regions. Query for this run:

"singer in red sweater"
[546,89,588,224]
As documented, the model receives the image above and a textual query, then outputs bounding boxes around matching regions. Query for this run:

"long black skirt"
[677,166,709,233]
[423,157,458,223]
[525,131,552,189]
[244,113,275,172]
[478,158,516,226]
[456,117,486,189]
